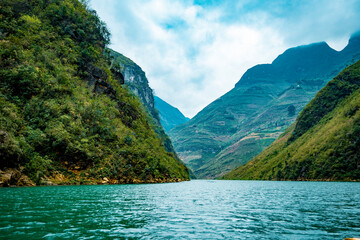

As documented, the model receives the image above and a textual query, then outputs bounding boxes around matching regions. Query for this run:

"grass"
[222,60,360,181]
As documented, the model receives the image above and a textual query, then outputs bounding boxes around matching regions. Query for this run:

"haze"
[89,0,360,118]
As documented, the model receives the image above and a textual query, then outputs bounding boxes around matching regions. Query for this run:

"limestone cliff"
[108,49,181,155]
[109,50,159,123]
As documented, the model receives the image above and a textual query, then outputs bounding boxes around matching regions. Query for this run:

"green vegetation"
[0,0,189,186]
[108,49,155,116]
[222,61,360,181]
[108,49,180,156]
[170,37,360,179]
[290,62,360,141]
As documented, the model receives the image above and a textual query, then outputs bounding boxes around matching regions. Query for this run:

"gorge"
[1,0,360,239]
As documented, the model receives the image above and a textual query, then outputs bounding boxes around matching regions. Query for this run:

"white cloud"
[89,0,360,118]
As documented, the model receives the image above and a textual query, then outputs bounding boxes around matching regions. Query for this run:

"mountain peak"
[342,31,360,54]
[235,39,349,88]
[350,30,360,39]
[272,41,336,66]
[171,33,360,179]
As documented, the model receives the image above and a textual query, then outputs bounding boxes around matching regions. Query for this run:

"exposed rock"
[86,64,107,87]
[107,49,183,155]
[41,180,57,186]
[17,175,36,186]
[111,68,125,85]
[85,63,118,101]
[50,173,66,183]
[87,64,107,81]
[0,168,35,187]
[108,49,158,122]
[101,177,109,184]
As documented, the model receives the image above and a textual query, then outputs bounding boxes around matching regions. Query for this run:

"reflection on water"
[1,180,360,239]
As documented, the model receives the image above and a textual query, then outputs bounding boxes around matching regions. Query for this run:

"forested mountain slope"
[0,0,189,186]
[223,60,360,181]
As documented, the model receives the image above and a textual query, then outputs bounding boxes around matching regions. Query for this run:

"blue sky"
[89,0,360,118]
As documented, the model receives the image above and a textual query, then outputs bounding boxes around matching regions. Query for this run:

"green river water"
[0,180,359,239]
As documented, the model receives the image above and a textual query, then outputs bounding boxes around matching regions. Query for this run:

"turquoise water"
[0,180,359,239]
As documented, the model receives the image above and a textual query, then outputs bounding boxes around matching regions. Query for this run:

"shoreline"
[0,168,188,187]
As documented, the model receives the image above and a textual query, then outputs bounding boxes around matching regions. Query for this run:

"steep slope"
[0,0,189,186]
[108,49,178,155]
[154,96,190,132]
[169,34,360,179]
[108,50,157,120]
[222,60,360,181]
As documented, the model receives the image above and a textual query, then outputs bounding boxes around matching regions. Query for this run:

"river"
[0,180,359,239]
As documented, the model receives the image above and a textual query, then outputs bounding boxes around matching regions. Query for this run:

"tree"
[288,105,296,117]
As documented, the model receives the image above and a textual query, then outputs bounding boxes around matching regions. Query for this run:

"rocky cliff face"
[169,33,360,179]
[123,64,156,114]
[108,49,182,155]
[109,50,160,123]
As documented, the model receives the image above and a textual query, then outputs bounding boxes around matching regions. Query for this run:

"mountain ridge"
[169,33,360,179]
[154,96,190,132]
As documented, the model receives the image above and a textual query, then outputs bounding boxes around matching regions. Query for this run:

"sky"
[89,0,360,118]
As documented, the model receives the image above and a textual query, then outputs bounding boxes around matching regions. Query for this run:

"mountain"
[0,0,189,186]
[108,50,157,121]
[222,60,360,181]
[108,49,179,155]
[169,33,360,179]
[154,96,190,132]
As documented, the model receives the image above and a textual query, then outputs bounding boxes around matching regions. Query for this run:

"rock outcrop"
[0,169,35,187]
[108,49,180,154]
[108,50,158,122]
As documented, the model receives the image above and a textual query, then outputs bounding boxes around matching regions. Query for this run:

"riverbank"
[0,168,187,187]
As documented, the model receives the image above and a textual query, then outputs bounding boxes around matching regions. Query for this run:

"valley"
[169,34,360,179]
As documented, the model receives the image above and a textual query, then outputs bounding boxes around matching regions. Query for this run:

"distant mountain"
[169,33,360,179]
[222,60,360,181]
[154,96,190,132]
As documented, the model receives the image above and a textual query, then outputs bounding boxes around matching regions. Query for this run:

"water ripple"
[0,180,360,239]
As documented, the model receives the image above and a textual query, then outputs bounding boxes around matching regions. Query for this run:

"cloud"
[89,0,360,117]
